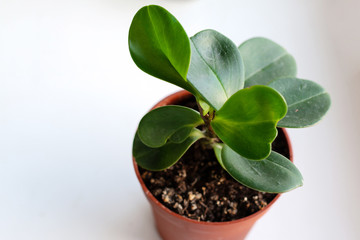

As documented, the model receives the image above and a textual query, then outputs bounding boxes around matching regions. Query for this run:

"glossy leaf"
[129,5,194,92]
[212,143,225,169]
[211,85,287,160]
[269,78,331,128]
[138,105,203,148]
[198,99,211,116]
[169,126,194,143]
[133,129,204,171]
[187,30,245,110]
[222,145,303,193]
[238,37,297,87]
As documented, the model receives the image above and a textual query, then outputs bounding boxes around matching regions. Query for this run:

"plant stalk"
[196,100,216,139]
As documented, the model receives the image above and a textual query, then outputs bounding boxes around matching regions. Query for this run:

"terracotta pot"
[133,90,293,240]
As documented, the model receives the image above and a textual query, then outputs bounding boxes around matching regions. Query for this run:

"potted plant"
[129,5,331,240]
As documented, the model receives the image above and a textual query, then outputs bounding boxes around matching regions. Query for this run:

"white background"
[1,0,359,239]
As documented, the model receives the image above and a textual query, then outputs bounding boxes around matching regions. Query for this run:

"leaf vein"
[190,38,228,98]
[246,52,288,80]
[146,7,184,81]
[287,92,327,108]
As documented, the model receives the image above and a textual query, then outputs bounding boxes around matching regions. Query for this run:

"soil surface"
[139,95,290,222]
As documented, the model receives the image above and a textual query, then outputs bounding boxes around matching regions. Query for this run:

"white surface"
[1,0,359,239]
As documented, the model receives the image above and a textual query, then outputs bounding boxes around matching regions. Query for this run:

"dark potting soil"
[139,95,290,222]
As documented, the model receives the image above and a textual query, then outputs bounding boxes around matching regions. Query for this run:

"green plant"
[129,5,331,193]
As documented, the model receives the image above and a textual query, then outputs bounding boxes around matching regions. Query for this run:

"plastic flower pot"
[133,90,293,240]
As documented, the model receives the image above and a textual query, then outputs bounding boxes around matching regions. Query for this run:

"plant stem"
[196,100,216,139]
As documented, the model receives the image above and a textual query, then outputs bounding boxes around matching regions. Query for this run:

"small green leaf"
[222,145,303,193]
[268,78,331,128]
[129,5,194,92]
[212,143,225,169]
[138,105,203,148]
[238,37,297,87]
[187,30,245,110]
[133,129,204,171]
[211,85,287,160]
[198,99,211,116]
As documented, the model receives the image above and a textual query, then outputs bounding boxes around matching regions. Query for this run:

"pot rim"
[132,90,293,226]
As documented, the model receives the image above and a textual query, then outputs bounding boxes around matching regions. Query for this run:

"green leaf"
[129,5,194,92]
[222,145,303,193]
[198,99,211,116]
[268,78,331,128]
[169,126,194,143]
[138,105,203,148]
[187,30,245,110]
[238,37,297,87]
[133,129,204,171]
[212,143,225,169]
[211,85,287,160]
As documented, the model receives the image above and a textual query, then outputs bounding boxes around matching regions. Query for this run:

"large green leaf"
[129,5,194,92]
[187,30,245,110]
[133,129,204,171]
[238,37,297,87]
[269,78,331,128]
[211,85,287,160]
[137,105,203,148]
[222,145,303,193]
